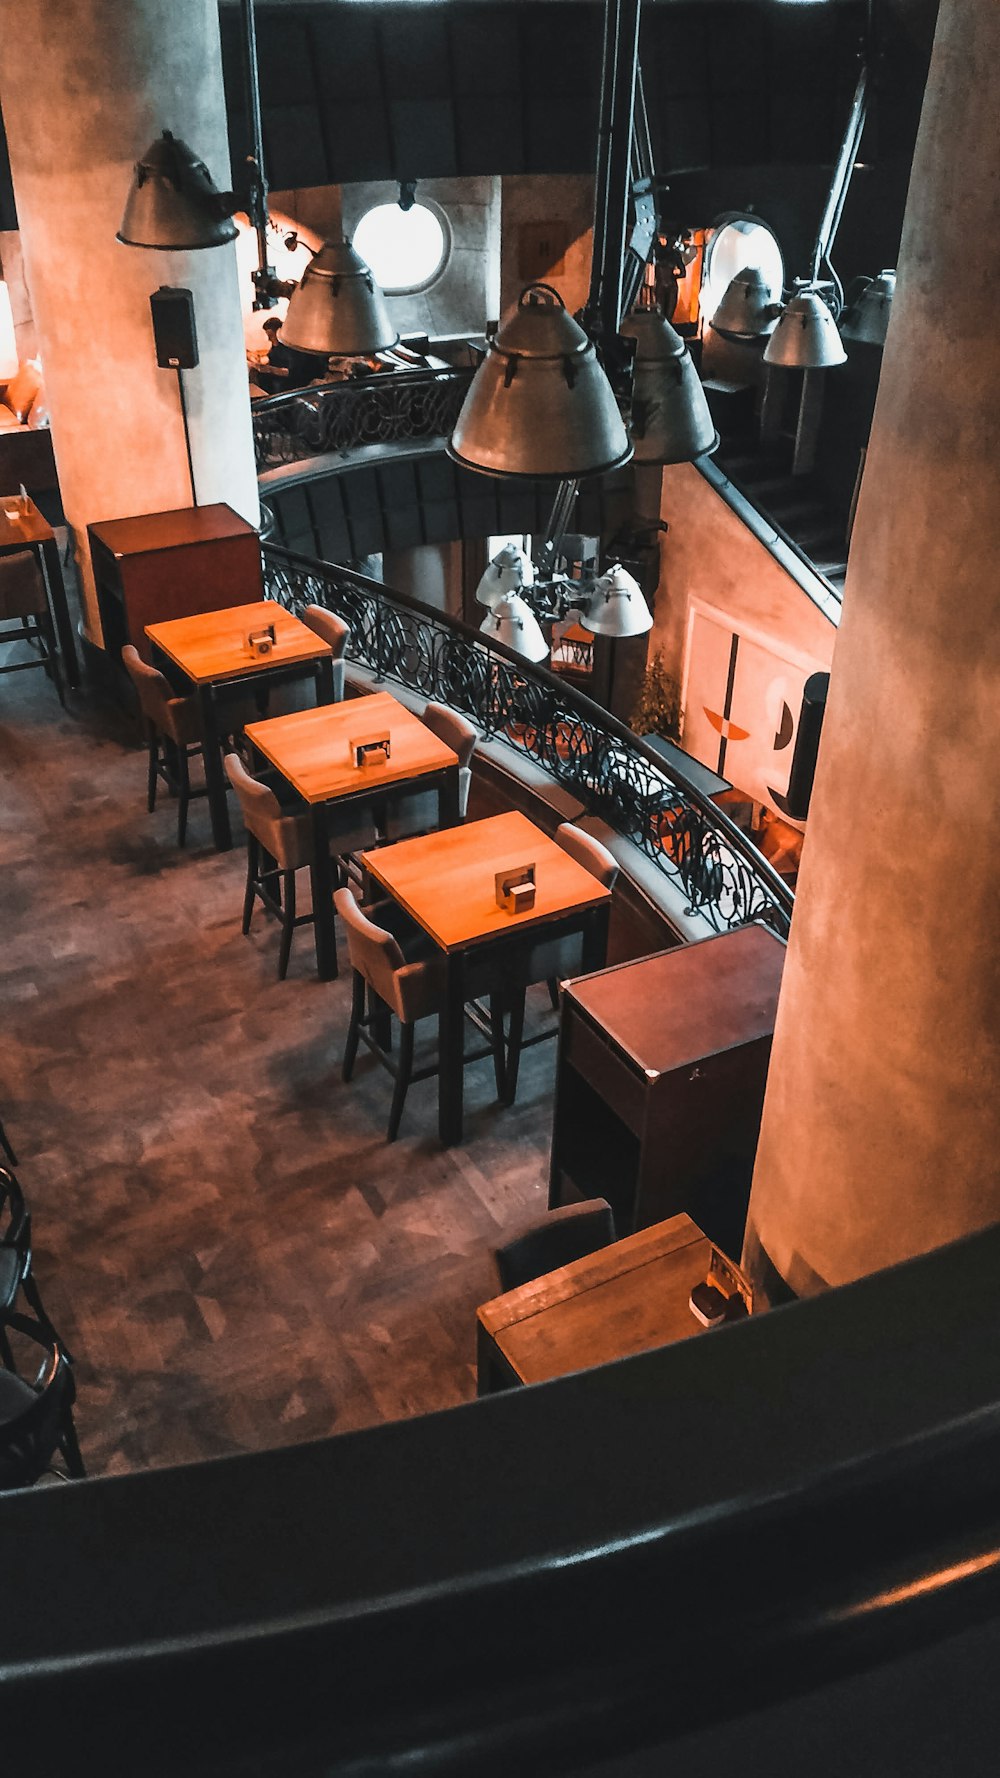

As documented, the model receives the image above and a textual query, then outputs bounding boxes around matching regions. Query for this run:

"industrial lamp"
[278,238,398,358]
[763,284,847,369]
[581,563,653,638]
[117,131,237,250]
[840,269,896,347]
[620,307,718,463]
[710,267,783,342]
[449,284,632,481]
[479,591,549,663]
[475,542,534,610]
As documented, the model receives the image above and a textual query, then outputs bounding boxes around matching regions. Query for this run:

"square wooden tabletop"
[361,809,612,953]
[0,492,52,550]
[245,690,459,805]
[145,601,331,684]
[478,1212,714,1385]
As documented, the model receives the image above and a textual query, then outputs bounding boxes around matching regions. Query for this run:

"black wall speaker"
[785,671,830,820]
[149,286,198,370]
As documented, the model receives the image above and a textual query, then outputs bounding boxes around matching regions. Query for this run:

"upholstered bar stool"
[224,751,317,979]
[0,1311,85,1489]
[334,888,506,1141]
[498,821,620,1104]
[300,605,349,702]
[0,549,64,706]
[382,702,477,841]
[122,644,206,846]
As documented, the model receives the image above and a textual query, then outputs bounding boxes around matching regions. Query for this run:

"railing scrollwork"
[261,543,794,939]
[252,367,474,472]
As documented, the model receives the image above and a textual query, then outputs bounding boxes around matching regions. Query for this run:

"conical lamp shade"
[710,267,781,341]
[475,542,534,609]
[449,283,632,480]
[764,287,847,369]
[480,592,549,662]
[840,269,895,347]
[117,131,237,250]
[581,565,653,638]
[620,309,717,464]
[280,239,398,357]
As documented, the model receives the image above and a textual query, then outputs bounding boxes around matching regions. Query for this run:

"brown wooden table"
[245,691,461,980]
[0,493,79,688]
[145,602,334,851]
[476,1212,714,1393]
[362,811,611,1145]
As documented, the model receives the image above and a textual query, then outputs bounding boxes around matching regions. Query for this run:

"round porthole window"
[352,202,449,295]
[700,213,784,326]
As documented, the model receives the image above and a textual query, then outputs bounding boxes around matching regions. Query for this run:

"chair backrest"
[334,888,408,1016]
[223,750,283,825]
[301,605,349,659]
[422,702,477,771]
[555,822,619,890]
[494,1198,618,1293]
[0,550,46,622]
[121,644,176,728]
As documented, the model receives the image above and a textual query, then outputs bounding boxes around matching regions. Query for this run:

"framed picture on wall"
[681,600,830,827]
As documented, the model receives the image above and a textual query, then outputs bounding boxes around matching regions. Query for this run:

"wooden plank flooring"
[0,660,560,1476]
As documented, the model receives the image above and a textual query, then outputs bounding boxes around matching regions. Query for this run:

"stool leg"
[176,747,191,848]
[489,995,507,1100]
[343,971,366,1081]
[503,989,526,1106]
[388,1021,414,1142]
[243,836,259,935]
[277,869,296,980]
[146,723,159,812]
[58,1405,87,1479]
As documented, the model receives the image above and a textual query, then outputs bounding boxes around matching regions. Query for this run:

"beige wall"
[649,461,837,809]
[0,231,36,363]
[272,176,501,341]
[499,174,594,321]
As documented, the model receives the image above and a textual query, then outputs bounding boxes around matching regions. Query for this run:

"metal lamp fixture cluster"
[475,542,534,611]
[581,563,652,639]
[764,280,847,369]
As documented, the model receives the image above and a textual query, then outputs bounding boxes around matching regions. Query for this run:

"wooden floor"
[0,656,561,1477]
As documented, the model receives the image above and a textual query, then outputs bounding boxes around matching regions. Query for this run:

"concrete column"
[0,0,258,644]
[743,0,1000,1299]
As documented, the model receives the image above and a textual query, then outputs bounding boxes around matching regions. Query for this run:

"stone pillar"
[0,0,258,644]
[743,0,1000,1299]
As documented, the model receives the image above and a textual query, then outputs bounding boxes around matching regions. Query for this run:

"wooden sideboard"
[88,503,262,663]
[549,922,785,1253]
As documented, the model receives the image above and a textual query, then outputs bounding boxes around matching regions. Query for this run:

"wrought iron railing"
[252,366,474,472]
[261,542,794,938]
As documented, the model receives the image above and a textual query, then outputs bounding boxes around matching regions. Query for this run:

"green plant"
[630,650,683,741]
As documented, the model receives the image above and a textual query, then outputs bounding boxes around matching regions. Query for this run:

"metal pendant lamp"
[582,564,653,638]
[279,238,398,357]
[117,131,238,250]
[480,591,549,663]
[620,308,717,464]
[449,283,632,481]
[764,284,847,370]
[710,267,783,342]
[840,269,896,346]
[475,542,534,610]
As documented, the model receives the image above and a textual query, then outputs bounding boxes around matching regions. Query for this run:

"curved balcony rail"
[261,542,794,939]
[251,366,475,473]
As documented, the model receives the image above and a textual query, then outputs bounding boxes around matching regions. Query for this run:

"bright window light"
[353,203,447,294]
[700,216,785,325]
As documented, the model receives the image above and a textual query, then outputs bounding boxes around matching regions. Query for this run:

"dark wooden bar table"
[245,690,461,980]
[146,602,334,851]
[0,492,79,687]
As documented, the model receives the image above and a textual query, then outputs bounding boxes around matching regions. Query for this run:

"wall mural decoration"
[681,600,829,826]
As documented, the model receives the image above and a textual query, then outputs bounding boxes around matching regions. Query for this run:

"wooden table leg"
[198,684,232,851]
[315,657,335,705]
[582,903,611,974]
[310,804,338,981]
[38,536,80,689]
[438,951,465,1147]
[438,764,461,830]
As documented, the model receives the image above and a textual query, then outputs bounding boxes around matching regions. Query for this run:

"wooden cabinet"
[88,503,262,663]
[549,923,785,1254]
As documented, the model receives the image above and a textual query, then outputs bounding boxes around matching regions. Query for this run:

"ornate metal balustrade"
[252,366,475,472]
[261,543,794,938]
